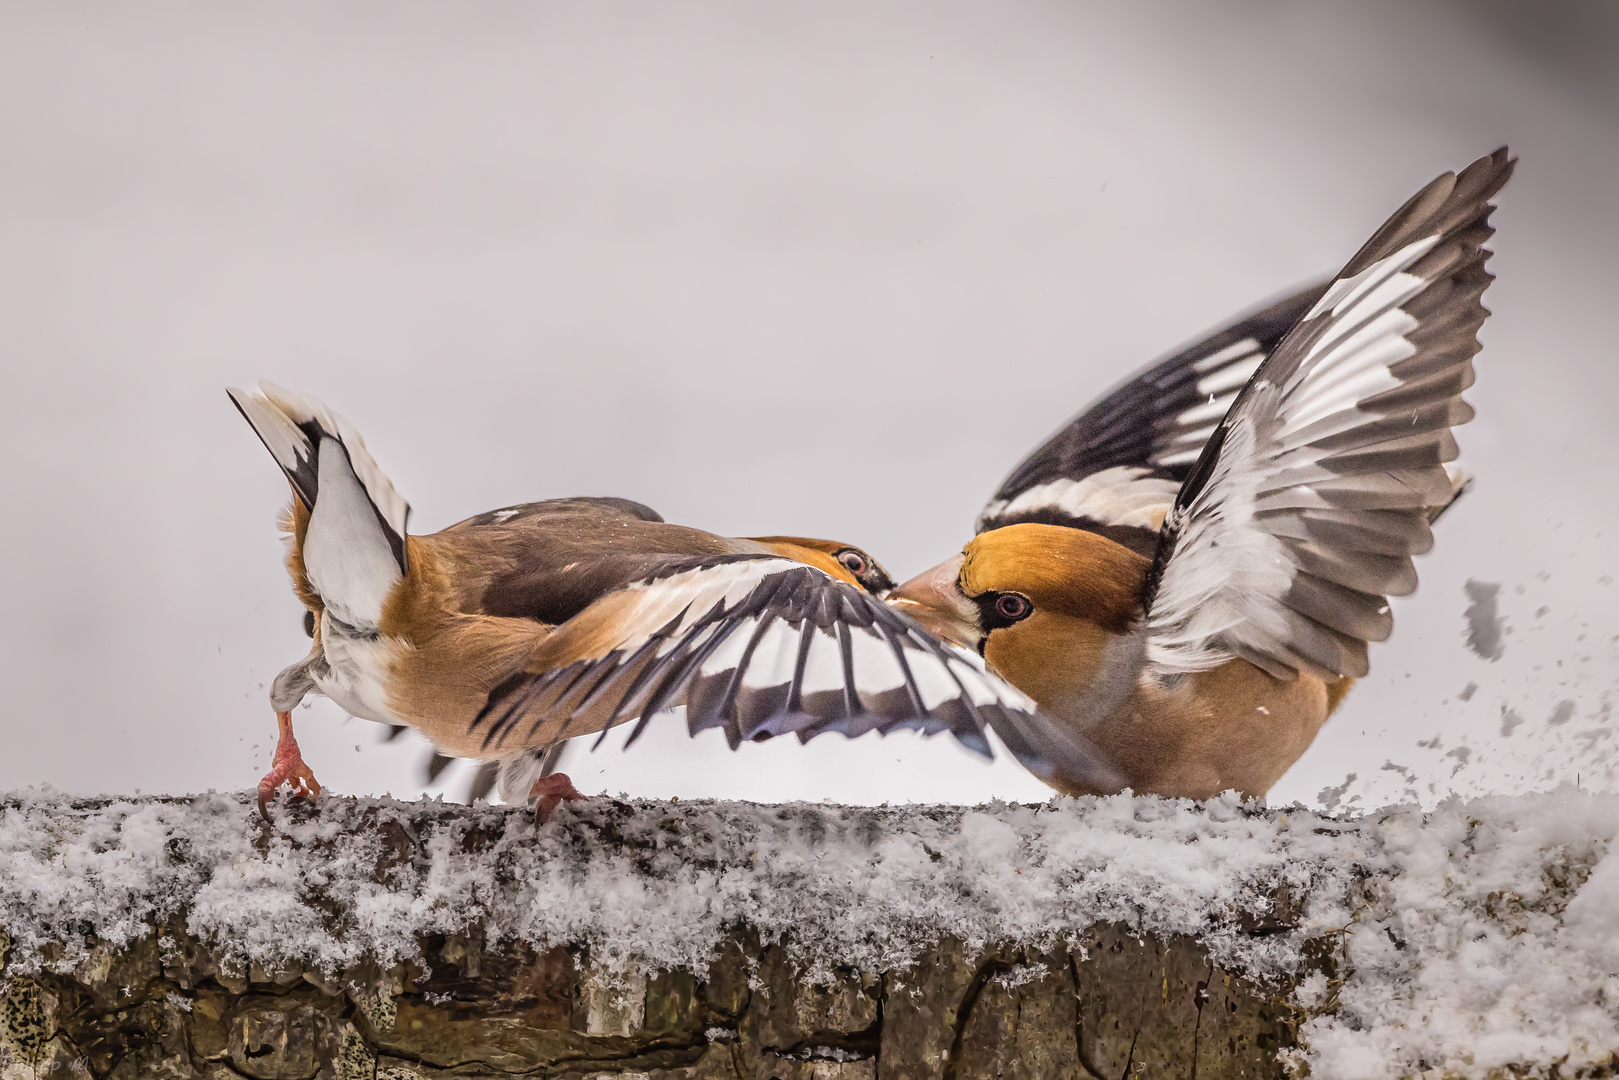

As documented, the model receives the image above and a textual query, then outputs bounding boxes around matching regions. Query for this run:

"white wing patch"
[1304,236,1438,323]
[1146,421,1299,673]
[978,467,1181,531]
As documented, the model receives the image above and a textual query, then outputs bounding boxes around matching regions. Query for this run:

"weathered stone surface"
[1069,923,1299,1080]
[1196,966,1295,1079]
[0,800,1307,1079]
[0,922,1295,1078]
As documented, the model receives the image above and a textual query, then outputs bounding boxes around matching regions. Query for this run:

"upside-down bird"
[230,384,1120,816]
[889,147,1513,800]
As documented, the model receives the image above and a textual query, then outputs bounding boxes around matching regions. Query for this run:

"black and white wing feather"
[976,281,1329,552]
[472,555,1121,790]
[1144,148,1513,680]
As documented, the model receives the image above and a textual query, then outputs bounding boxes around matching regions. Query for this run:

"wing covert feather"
[977,281,1329,547]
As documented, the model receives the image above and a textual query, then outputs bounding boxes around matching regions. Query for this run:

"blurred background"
[2,0,1616,811]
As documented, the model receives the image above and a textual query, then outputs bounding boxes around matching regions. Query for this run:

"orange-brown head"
[745,536,897,595]
[888,524,1151,716]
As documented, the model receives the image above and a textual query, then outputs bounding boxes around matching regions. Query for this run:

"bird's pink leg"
[258,710,323,819]
[530,772,586,825]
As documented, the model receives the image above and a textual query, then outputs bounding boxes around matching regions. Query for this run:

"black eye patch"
[974,591,1033,631]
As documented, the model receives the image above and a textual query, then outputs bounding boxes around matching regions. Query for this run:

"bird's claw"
[257,710,323,820]
[530,772,586,826]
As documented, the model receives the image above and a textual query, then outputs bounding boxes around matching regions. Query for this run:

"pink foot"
[530,772,586,825]
[258,710,323,819]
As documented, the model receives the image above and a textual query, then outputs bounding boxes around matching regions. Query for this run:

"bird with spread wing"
[889,148,1513,800]
[229,384,1121,817]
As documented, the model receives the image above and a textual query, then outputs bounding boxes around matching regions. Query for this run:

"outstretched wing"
[976,281,1329,553]
[471,554,1121,791]
[1144,148,1513,680]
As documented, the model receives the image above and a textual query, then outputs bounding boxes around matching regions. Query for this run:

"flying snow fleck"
[1317,773,1357,811]
[1463,579,1505,661]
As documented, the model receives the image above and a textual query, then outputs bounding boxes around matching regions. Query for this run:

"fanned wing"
[976,281,1330,552]
[471,555,1121,790]
[1145,148,1513,680]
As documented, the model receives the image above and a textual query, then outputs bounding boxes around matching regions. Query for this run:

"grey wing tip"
[988,709,1129,795]
[538,741,569,776]
[224,386,258,423]
[1426,468,1472,526]
[424,752,455,784]
[466,761,499,803]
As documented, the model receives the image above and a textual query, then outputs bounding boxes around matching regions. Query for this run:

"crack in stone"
[764,1019,881,1063]
[942,951,1016,1080]
[1118,1022,1142,1080]
[1070,952,1108,1080]
[1191,962,1213,1080]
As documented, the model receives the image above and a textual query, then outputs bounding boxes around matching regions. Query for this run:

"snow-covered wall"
[0,791,1615,1079]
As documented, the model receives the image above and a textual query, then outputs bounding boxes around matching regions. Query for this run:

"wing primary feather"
[785,619,818,716]
[502,664,589,748]
[487,665,575,750]
[587,707,618,751]
[908,635,1001,752]
[617,622,727,747]
[883,630,931,724]
[1146,149,1511,679]
[606,605,729,731]
[472,669,541,749]
[569,607,692,719]
[644,617,749,726]
[716,613,781,750]
[837,620,859,722]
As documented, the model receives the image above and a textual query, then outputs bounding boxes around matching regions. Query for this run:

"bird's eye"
[837,549,869,575]
[994,593,1032,622]
[303,610,316,638]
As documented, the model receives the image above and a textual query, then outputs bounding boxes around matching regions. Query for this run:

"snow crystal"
[0,788,1615,1078]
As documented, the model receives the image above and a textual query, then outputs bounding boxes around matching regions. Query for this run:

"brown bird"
[398,539,894,801]
[889,147,1513,801]
[230,384,1119,817]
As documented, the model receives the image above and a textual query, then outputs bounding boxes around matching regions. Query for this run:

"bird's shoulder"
[422,498,745,626]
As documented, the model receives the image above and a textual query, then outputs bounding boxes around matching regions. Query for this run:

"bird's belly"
[313,630,407,726]
[1059,660,1331,800]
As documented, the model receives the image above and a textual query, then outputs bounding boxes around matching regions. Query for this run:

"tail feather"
[489,742,571,805]
[227,382,411,573]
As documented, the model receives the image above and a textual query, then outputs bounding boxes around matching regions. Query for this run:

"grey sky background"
[2,1,1616,810]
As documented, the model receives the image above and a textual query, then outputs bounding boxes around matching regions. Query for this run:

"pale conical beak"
[887,554,982,651]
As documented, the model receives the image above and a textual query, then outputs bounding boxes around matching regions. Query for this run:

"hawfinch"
[230,385,1120,816]
[413,541,894,801]
[889,148,1513,801]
